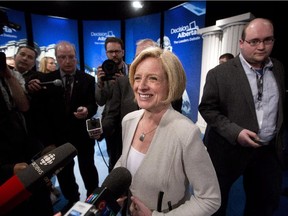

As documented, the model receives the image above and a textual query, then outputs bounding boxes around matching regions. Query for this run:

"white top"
[127,146,145,177]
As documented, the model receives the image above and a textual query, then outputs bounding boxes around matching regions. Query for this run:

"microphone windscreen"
[101,167,132,198]
[53,79,63,87]
[0,143,77,214]
[17,143,77,191]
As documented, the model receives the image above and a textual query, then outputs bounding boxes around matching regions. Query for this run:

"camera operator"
[95,37,129,172]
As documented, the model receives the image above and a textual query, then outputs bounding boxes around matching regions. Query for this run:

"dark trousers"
[76,138,99,196]
[105,130,122,172]
[57,138,99,200]
[57,159,80,203]
[209,143,282,216]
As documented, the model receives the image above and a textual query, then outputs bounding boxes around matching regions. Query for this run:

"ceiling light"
[132,1,143,9]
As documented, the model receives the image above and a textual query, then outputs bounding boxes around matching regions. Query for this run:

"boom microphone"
[39,79,63,87]
[65,167,132,216]
[0,143,77,215]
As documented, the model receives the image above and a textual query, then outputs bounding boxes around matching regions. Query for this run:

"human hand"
[116,195,127,208]
[129,196,152,216]
[27,79,42,92]
[74,106,88,119]
[114,71,124,78]
[96,66,105,87]
[237,129,261,148]
[13,162,28,175]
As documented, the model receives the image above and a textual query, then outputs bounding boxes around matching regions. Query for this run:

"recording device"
[0,143,77,215]
[64,201,96,216]
[39,79,63,87]
[0,52,7,73]
[65,167,132,216]
[86,117,103,137]
[0,10,21,34]
[101,59,118,81]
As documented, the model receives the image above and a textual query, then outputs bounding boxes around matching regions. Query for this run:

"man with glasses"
[95,37,129,172]
[199,18,285,215]
[28,41,98,214]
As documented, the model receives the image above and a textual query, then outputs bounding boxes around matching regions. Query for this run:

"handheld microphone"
[65,167,132,216]
[39,79,63,87]
[0,143,77,215]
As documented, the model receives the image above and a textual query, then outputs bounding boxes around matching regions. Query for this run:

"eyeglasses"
[244,37,275,47]
[57,55,76,61]
[106,50,122,55]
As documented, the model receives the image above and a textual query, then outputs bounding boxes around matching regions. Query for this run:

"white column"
[216,12,254,56]
[196,26,222,133]
[196,12,254,133]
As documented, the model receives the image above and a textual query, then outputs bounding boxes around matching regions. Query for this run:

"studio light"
[132,1,143,9]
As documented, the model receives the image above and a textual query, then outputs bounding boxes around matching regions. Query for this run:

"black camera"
[101,59,118,81]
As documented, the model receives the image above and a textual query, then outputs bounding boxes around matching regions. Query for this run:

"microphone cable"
[96,139,109,169]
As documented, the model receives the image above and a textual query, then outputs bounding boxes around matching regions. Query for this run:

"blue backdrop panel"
[0,7,27,57]
[82,20,121,74]
[31,14,79,67]
[164,1,206,121]
[125,13,161,64]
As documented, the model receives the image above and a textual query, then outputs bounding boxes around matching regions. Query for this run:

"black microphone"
[39,79,63,87]
[0,143,77,215]
[65,167,132,216]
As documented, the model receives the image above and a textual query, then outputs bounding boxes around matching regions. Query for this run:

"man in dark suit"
[28,41,98,213]
[199,18,285,216]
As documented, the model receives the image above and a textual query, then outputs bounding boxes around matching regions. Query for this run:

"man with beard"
[95,37,129,172]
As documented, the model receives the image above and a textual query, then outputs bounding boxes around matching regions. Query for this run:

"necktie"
[255,69,264,102]
[64,74,73,113]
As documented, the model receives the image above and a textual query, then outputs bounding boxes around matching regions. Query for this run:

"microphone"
[65,167,132,216]
[39,79,63,87]
[0,143,77,215]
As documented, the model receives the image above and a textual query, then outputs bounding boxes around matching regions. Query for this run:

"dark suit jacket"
[30,69,97,146]
[102,76,137,137]
[199,55,285,162]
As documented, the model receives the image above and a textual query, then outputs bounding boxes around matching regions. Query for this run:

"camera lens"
[101,59,118,81]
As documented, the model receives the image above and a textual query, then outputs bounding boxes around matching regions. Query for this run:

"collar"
[239,53,273,73]
[60,69,76,79]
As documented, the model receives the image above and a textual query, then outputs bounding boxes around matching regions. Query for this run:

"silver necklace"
[139,123,158,142]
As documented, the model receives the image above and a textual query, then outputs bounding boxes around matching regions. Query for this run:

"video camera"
[101,59,119,81]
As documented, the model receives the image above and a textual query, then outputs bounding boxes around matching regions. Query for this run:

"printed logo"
[91,31,115,44]
[40,153,56,166]
[170,21,199,38]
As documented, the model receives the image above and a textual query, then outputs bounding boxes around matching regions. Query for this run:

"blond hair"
[129,47,186,105]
